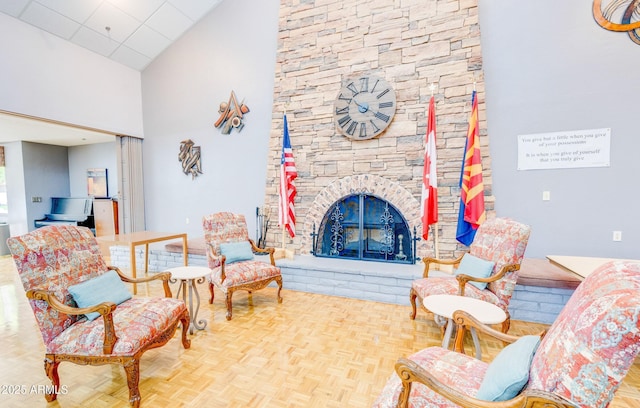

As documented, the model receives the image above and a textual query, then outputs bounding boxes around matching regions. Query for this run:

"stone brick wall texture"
[262,0,494,259]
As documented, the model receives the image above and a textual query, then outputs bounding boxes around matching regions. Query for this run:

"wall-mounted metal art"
[178,139,202,179]
[214,91,250,134]
[593,0,640,45]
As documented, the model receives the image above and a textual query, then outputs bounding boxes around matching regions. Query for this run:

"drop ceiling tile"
[71,26,119,57]
[168,0,222,21]
[35,0,102,23]
[0,0,29,17]
[124,25,171,59]
[111,44,152,71]
[108,0,164,22]
[20,2,80,40]
[84,1,140,43]
[147,3,193,41]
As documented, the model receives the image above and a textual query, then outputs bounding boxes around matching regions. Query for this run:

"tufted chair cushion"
[372,347,488,408]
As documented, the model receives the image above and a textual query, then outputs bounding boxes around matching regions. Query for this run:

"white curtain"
[116,136,145,233]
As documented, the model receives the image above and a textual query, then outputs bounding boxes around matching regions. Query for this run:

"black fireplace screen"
[312,194,414,264]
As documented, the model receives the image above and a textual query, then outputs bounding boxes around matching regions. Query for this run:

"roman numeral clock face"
[334,75,396,140]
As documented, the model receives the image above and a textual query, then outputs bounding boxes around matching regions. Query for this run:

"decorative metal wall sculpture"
[593,0,640,45]
[178,139,202,179]
[214,91,250,134]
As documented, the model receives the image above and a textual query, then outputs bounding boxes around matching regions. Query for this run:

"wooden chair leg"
[501,314,511,334]
[225,291,233,321]
[123,357,141,407]
[180,311,191,349]
[409,287,418,320]
[276,276,283,303]
[44,356,60,402]
[208,283,215,304]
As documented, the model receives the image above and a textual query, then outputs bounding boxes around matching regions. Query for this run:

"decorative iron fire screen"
[312,194,414,264]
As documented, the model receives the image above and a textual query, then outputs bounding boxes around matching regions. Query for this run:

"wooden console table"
[98,231,188,294]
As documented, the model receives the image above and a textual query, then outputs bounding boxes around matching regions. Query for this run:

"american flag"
[421,95,438,240]
[278,114,297,238]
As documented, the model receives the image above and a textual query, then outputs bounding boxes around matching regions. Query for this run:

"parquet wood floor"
[0,255,637,407]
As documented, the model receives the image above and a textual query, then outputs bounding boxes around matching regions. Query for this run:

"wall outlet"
[613,231,622,241]
[185,217,190,225]
[542,191,551,201]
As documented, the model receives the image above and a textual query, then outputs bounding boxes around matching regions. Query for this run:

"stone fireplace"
[262,0,494,261]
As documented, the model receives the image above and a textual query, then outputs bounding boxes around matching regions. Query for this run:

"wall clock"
[334,75,396,140]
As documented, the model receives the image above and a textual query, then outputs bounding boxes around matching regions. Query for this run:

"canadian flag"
[421,96,438,240]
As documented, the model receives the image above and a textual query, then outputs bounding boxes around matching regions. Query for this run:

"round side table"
[423,294,506,359]
[166,266,211,334]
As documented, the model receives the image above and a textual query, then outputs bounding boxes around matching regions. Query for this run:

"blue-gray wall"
[140,0,280,239]
[478,0,639,258]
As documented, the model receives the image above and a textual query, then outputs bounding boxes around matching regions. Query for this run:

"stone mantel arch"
[300,174,430,257]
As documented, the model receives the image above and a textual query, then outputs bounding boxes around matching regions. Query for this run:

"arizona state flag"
[456,91,486,246]
[421,95,438,240]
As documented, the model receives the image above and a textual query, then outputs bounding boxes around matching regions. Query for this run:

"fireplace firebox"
[312,194,415,264]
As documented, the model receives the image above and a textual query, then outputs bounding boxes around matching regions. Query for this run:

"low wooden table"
[97,231,188,294]
[423,294,507,359]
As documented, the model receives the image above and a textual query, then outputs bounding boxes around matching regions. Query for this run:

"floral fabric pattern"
[375,260,640,407]
[412,277,500,308]
[202,212,282,291]
[47,297,186,355]
[209,261,281,292]
[7,226,110,345]
[527,260,640,408]
[417,217,530,314]
[7,225,188,356]
[372,347,487,408]
[202,212,251,270]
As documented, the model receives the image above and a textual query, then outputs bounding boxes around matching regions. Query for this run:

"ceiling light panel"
[125,25,171,58]
[108,0,164,22]
[71,26,119,57]
[84,2,140,43]
[147,3,193,40]
[35,0,102,24]
[21,2,79,39]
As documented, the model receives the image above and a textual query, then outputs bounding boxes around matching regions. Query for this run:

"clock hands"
[353,97,369,114]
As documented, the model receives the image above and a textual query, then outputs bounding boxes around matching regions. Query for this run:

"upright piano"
[34,197,95,233]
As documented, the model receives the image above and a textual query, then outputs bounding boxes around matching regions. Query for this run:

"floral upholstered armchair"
[374,260,640,408]
[410,217,531,333]
[202,212,283,320]
[7,225,191,407]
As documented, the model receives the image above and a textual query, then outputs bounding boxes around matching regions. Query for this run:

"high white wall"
[478,0,639,258]
[141,0,280,239]
[0,13,143,137]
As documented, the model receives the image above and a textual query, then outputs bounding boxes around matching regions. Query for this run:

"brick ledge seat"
[518,258,581,289]
[165,237,207,256]
[163,239,580,290]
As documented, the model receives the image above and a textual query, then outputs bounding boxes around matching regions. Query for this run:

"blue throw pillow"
[455,253,495,290]
[476,335,541,401]
[68,270,133,321]
[220,241,254,264]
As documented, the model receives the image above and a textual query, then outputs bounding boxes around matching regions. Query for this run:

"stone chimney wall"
[263,0,494,259]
